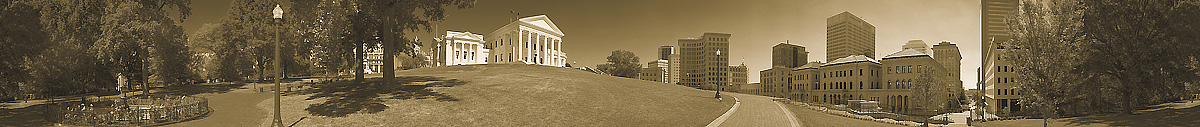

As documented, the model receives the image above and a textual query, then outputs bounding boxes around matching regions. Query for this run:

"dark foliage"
[599,50,641,78]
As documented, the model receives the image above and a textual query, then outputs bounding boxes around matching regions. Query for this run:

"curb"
[706,96,740,127]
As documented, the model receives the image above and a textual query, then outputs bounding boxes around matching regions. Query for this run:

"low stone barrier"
[779,100,950,126]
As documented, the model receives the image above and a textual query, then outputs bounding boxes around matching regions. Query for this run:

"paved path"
[945,111,970,127]
[712,92,801,127]
[167,89,272,127]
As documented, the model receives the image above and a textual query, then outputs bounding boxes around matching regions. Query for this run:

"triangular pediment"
[445,31,484,42]
[518,15,564,36]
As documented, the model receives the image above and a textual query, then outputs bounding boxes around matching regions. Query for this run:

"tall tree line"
[0,0,195,100]
[1006,0,1200,117]
[192,0,473,83]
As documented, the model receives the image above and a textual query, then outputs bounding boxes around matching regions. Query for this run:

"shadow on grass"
[298,76,467,117]
[0,104,54,127]
[155,83,247,96]
[1061,105,1200,126]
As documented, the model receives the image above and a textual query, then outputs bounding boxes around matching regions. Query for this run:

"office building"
[747,44,962,114]
[903,40,931,55]
[728,64,748,92]
[826,12,876,61]
[741,83,764,96]
[760,67,794,98]
[772,42,808,68]
[659,46,681,84]
[933,41,964,99]
[679,33,731,90]
[659,46,674,60]
[639,60,670,83]
[981,0,1022,116]
[879,49,952,113]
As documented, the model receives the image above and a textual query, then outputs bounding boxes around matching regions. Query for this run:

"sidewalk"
[931,111,971,127]
[713,92,801,127]
[1,89,163,109]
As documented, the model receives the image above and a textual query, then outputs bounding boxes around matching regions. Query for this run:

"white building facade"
[433,31,489,66]
[485,15,568,67]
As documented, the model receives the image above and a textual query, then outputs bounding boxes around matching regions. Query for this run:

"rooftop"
[881,48,932,59]
[822,55,879,66]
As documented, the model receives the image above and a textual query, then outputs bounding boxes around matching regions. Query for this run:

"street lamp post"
[715,50,721,99]
[272,5,284,127]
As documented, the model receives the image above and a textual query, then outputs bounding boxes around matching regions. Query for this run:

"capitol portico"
[486,15,568,67]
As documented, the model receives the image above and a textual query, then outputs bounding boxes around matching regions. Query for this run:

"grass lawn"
[0,104,55,126]
[978,100,1200,127]
[782,104,905,127]
[275,64,735,126]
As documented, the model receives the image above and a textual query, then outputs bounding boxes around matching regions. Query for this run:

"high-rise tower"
[659,46,681,84]
[981,0,1021,116]
[679,33,731,90]
[826,12,876,61]
[982,0,1017,65]
[659,46,674,60]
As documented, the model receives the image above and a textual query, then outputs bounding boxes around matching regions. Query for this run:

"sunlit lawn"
[979,100,1200,127]
[276,64,735,126]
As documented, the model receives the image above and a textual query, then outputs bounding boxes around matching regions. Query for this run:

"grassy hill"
[270,64,734,126]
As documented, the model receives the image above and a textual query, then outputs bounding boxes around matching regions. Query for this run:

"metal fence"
[48,95,211,126]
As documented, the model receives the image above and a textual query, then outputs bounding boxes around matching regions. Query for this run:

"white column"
[541,36,546,65]
[453,42,459,65]
[519,32,525,62]
[555,39,560,66]
[476,44,481,63]
[471,43,476,63]
[534,35,540,64]
[523,33,529,62]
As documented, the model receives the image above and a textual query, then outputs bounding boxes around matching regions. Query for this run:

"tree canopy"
[601,50,641,78]
[1006,0,1200,116]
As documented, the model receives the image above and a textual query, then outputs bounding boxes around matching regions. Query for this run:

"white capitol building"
[430,14,567,67]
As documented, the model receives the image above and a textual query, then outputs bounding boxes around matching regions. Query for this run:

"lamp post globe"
[273,5,283,19]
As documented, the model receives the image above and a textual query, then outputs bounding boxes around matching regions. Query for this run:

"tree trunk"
[381,11,396,83]
[260,65,267,81]
[1121,88,1135,115]
[354,41,364,81]
[1118,76,1136,115]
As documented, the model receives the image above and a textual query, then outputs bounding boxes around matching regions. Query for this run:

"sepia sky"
[182,0,984,89]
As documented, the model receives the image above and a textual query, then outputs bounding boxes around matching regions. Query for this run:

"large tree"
[909,67,949,115]
[1004,0,1091,118]
[600,50,641,78]
[92,0,195,87]
[354,0,475,82]
[0,1,49,99]
[23,0,111,96]
[216,0,283,81]
[11,0,193,97]
[1007,0,1200,116]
